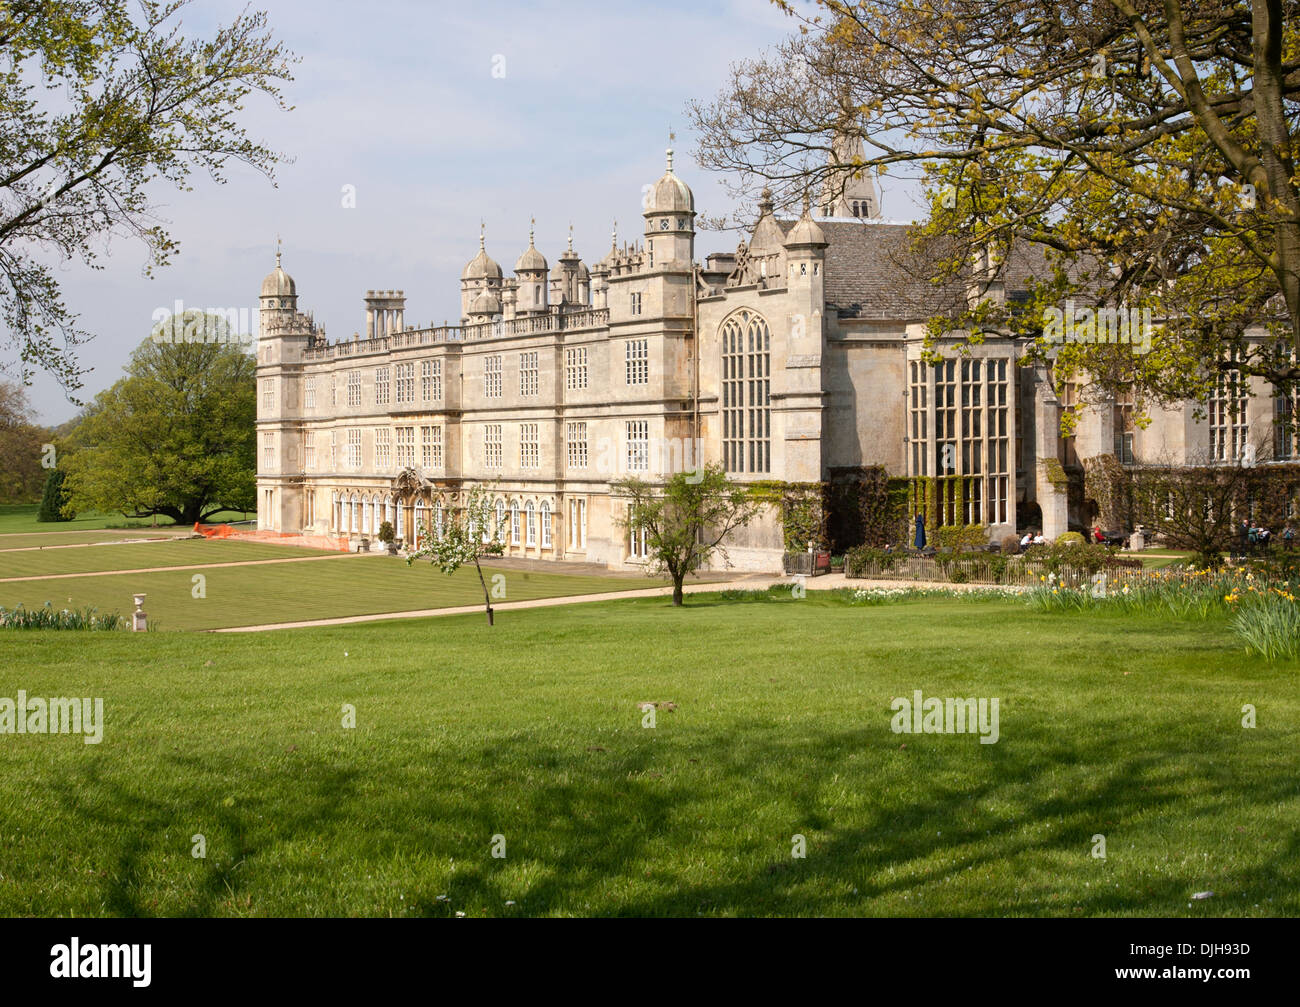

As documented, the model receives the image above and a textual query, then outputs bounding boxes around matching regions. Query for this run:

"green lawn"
[0,538,338,579]
[1139,551,1196,570]
[0,503,250,535]
[0,540,664,630]
[0,592,1295,917]
[0,530,189,549]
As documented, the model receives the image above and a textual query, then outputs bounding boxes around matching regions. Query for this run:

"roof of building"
[771,218,1055,320]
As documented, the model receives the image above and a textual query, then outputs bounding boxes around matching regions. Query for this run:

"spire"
[667,129,676,172]
[275,234,282,269]
[567,222,574,253]
[611,219,618,250]
[529,216,536,246]
[479,219,485,252]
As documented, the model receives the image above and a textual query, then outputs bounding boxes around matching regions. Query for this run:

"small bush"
[1192,549,1225,570]
[1057,531,1085,546]
[36,469,75,523]
[936,523,989,552]
[1001,534,1020,555]
[1024,541,1139,576]
[844,545,897,577]
[378,520,395,544]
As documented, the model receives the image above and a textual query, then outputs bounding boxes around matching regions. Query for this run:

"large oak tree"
[690,1,1300,414]
[61,323,255,523]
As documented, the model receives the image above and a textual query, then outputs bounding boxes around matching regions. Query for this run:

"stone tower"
[643,146,695,268]
[819,118,881,219]
[781,195,830,482]
[460,225,503,320]
[256,246,315,533]
[514,219,548,314]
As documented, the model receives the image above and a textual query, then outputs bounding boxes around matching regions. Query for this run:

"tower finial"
[275,234,282,268]
[802,190,812,216]
[529,216,535,245]
[611,219,618,249]
[567,222,574,252]
[479,219,485,251]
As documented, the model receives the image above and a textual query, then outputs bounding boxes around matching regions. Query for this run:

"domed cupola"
[462,228,503,281]
[260,245,297,303]
[643,145,696,267]
[515,219,548,274]
[646,146,695,215]
[514,218,549,313]
[469,288,502,317]
[784,193,828,250]
[460,224,504,319]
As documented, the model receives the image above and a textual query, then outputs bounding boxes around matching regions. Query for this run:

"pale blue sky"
[17,0,850,423]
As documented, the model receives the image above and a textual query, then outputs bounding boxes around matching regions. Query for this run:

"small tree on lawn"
[613,463,762,607]
[405,485,504,625]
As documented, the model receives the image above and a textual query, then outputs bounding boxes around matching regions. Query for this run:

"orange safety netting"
[193,523,350,552]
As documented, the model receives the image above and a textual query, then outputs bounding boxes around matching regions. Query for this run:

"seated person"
[1020,531,1033,548]
[1093,525,1105,544]
[1032,532,1047,545]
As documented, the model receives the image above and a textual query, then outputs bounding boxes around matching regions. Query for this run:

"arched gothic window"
[720,310,771,474]
[540,501,552,549]
[510,500,521,545]
[525,501,536,546]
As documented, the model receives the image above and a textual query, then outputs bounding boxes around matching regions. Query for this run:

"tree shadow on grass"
[36,710,1300,917]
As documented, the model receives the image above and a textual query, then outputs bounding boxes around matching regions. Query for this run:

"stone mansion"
[254,143,1295,571]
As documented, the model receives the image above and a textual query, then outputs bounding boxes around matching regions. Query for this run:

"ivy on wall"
[1040,456,1070,491]
[1082,454,1128,529]
[748,480,826,552]
[749,467,912,553]
[906,474,989,544]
